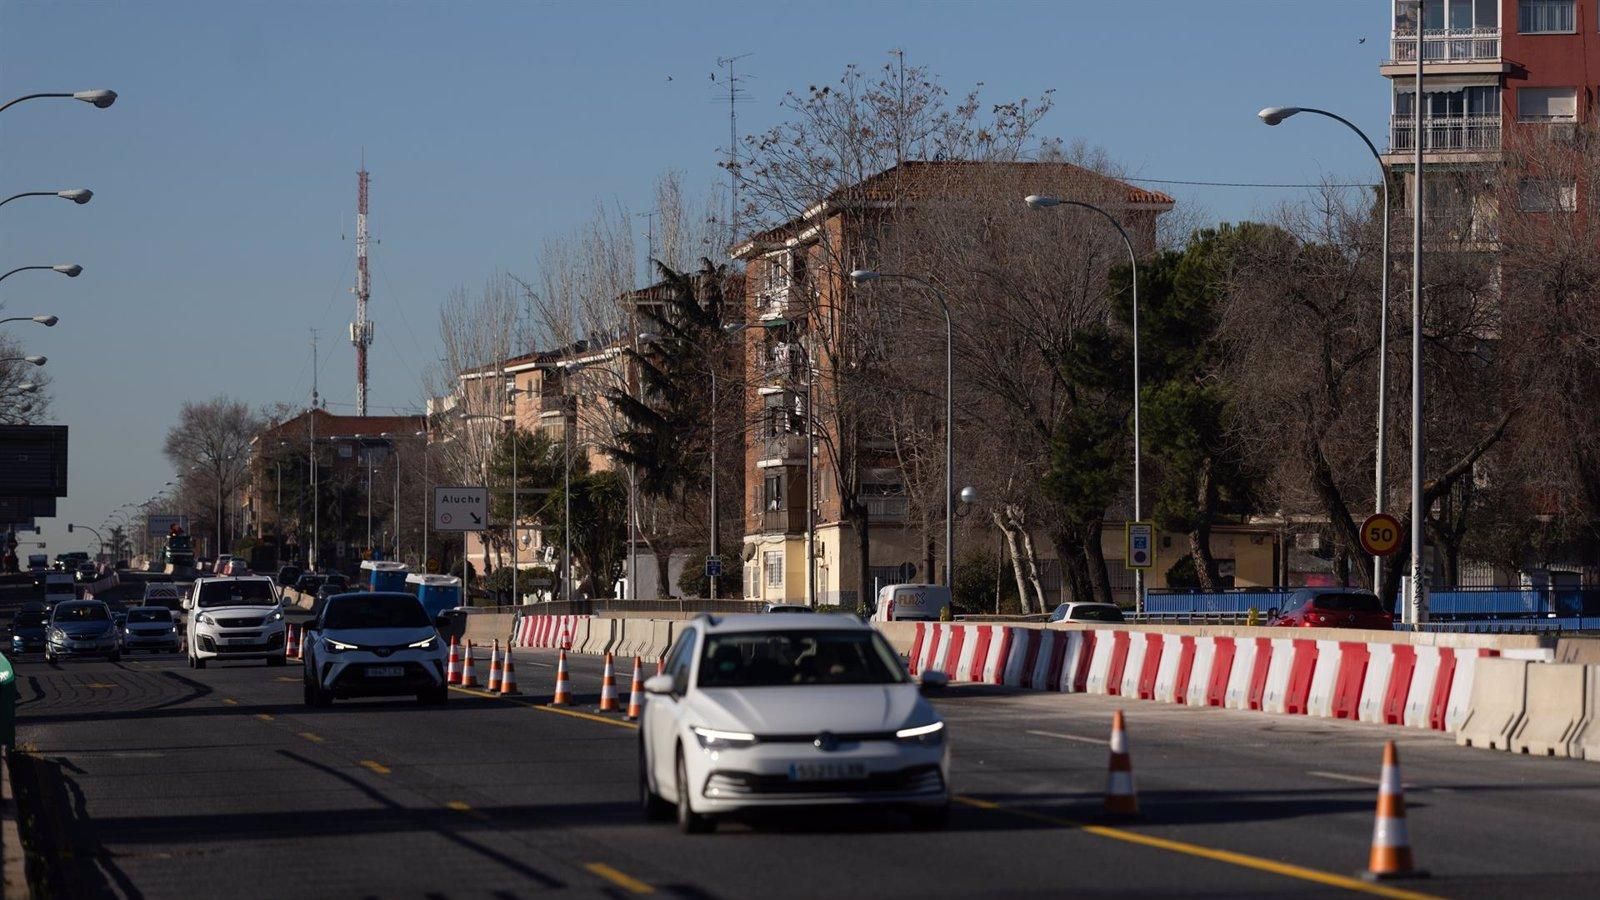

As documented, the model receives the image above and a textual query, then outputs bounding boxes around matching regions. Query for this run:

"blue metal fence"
[1144,589,1291,615]
[1147,586,1600,619]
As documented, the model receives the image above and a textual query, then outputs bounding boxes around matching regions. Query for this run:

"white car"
[639,614,950,833]
[301,591,449,707]
[185,576,287,668]
[1045,601,1126,624]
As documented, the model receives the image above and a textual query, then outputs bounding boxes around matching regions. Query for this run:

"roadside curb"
[1,749,30,900]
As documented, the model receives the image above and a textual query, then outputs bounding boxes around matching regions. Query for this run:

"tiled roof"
[255,409,427,441]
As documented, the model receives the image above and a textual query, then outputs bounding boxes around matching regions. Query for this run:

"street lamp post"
[0,90,117,114]
[381,433,403,562]
[1258,104,1393,596]
[560,358,640,601]
[415,430,430,569]
[0,316,57,328]
[0,189,91,209]
[0,264,81,285]
[0,356,46,367]
[354,435,375,555]
[1024,194,1145,611]
[848,270,956,590]
[1408,0,1428,624]
[459,413,518,599]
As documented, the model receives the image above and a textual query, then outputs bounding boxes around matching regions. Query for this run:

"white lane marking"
[1026,730,1105,746]
[1306,770,1442,791]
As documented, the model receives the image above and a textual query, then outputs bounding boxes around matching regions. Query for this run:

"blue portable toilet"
[361,560,410,593]
[406,573,463,619]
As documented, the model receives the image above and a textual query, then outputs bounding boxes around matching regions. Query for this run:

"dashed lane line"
[585,862,655,895]
[358,760,392,776]
[297,732,324,743]
[951,796,1439,900]
[254,714,275,722]
[221,698,239,706]
[1025,729,1105,746]
[447,685,639,731]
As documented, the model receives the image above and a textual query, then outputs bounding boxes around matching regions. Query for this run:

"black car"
[294,574,325,595]
[276,565,303,588]
[74,562,99,583]
[10,610,48,653]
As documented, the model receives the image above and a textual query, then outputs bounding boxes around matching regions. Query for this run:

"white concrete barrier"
[1509,662,1589,758]
[1456,657,1530,751]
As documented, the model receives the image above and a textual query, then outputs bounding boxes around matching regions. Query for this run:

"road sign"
[434,486,488,532]
[1360,512,1404,557]
[1126,522,1154,570]
[705,555,723,578]
[147,514,188,538]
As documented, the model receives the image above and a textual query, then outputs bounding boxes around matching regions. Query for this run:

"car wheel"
[303,675,318,707]
[907,803,950,831]
[194,654,207,670]
[675,749,714,834]
[640,741,673,822]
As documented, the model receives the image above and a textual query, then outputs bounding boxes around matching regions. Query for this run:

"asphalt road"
[11,640,1600,899]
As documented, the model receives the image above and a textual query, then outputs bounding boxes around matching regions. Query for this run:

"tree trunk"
[1052,529,1091,605]
[1189,456,1222,591]
[994,511,1032,614]
[852,504,872,614]
[924,536,936,587]
[653,548,671,599]
[1017,523,1049,612]
[1082,518,1114,605]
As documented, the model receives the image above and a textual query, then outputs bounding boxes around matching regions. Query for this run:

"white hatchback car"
[639,614,950,833]
[301,591,449,707]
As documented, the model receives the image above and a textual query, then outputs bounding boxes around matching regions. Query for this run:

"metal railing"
[861,495,909,519]
[1389,114,1500,153]
[538,394,573,414]
[761,434,807,462]
[1389,27,1500,63]
[756,283,806,320]
[760,507,806,534]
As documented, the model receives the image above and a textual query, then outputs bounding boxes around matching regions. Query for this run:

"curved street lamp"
[0,355,46,366]
[0,89,117,114]
[1259,104,1394,596]
[0,189,92,209]
[0,264,81,285]
[0,315,57,327]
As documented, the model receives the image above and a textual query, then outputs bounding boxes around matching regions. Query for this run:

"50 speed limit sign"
[1360,513,1403,557]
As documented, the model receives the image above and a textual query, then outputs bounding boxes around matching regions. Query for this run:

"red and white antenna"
[350,162,374,416]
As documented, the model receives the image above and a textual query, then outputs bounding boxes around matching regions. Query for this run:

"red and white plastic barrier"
[903,622,1499,734]
[514,614,589,649]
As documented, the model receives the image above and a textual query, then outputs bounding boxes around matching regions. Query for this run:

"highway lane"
[9,644,1600,898]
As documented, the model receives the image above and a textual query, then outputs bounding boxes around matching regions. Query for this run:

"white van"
[43,572,77,605]
[871,583,951,622]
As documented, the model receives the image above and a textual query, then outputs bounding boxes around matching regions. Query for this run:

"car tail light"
[1305,612,1332,625]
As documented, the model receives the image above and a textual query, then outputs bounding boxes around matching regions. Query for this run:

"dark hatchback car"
[11,610,49,653]
[1268,588,1393,630]
[46,600,121,662]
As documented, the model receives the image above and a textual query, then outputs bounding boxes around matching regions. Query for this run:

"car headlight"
[325,639,357,653]
[895,720,946,746]
[407,636,438,651]
[692,726,758,750]
[196,613,215,626]
[266,610,283,622]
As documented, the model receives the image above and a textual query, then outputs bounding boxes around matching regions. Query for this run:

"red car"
[1268,588,1393,630]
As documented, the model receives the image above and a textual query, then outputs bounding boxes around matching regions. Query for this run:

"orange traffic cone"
[656,657,666,677]
[551,647,571,706]
[1104,710,1139,817]
[445,635,462,685]
[1364,741,1427,880]
[460,640,480,688]
[626,656,644,720]
[487,640,502,693]
[285,623,300,661]
[598,652,619,712]
[499,649,520,695]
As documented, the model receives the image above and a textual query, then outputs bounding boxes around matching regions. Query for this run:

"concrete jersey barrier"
[1509,662,1590,758]
[1456,657,1531,751]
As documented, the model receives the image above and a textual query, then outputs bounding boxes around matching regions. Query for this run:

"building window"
[763,474,784,510]
[1518,178,1578,212]
[1518,87,1577,122]
[1518,0,1574,34]
[764,550,784,587]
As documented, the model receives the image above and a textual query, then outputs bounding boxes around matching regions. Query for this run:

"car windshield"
[15,612,46,628]
[697,630,906,688]
[127,608,172,624]
[1071,605,1126,622]
[1313,593,1384,613]
[323,595,430,630]
[54,604,109,623]
[196,580,277,608]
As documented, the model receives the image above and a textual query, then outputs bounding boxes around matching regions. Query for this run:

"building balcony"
[760,507,807,533]
[538,394,573,416]
[861,495,908,520]
[758,434,808,466]
[756,282,807,322]
[764,344,807,387]
[1389,115,1500,154]
[1388,28,1499,65]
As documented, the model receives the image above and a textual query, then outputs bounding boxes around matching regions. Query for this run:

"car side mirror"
[644,674,674,695]
[1266,607,1279,620]
[920,670,949,692]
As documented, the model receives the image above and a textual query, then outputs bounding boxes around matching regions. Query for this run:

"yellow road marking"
[952,797,1439,900]
[83,682,117,689]
[448,685,639,731]
[358,760,391,775]
[585,862,655,895]
[221,698,238,706]
[254,714,275,722]
[446,800,473,812]
[297,732,324,743]
[274,676,299,683]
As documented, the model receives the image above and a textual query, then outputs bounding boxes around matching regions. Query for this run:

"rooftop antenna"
[349,156,375,416]
[714,53,753,251]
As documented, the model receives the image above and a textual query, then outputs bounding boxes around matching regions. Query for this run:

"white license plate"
[366,666,404,678]
[789,762,868,781]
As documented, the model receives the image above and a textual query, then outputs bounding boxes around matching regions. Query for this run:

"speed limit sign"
[1360,513,1403,557]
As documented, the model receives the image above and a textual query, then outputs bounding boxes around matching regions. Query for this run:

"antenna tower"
[714,54,752,249]
[350,163,375,416]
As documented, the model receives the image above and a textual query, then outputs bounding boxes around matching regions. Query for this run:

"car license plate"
[367,666,403,678]
[789,762,867,781]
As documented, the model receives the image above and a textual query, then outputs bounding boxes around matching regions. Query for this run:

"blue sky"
[1,0,1388,554]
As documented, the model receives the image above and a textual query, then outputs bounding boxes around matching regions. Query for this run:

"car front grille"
[705,764,944,797]
[217,617,265,628]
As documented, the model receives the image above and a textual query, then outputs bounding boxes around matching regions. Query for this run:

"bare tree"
[163,396,261,557]
[0,333,50,425]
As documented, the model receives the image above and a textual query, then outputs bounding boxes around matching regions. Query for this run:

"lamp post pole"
[415,431,430,569]
[1410,0,1428,625]
[1257,104,1392,595]
[1023,195,1143,611]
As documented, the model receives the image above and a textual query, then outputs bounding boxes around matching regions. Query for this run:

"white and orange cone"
[1104,710,1139,817]
[285,623,300,660]
[1364,741,1427,880]
[499,648,520,695]
[625,656,644,720]
[486,640,502,693]
[656,657,666,678]
[598,652,619,712]
[460,640,480,689]
[551,647,571,706]
[445,635,462,685]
